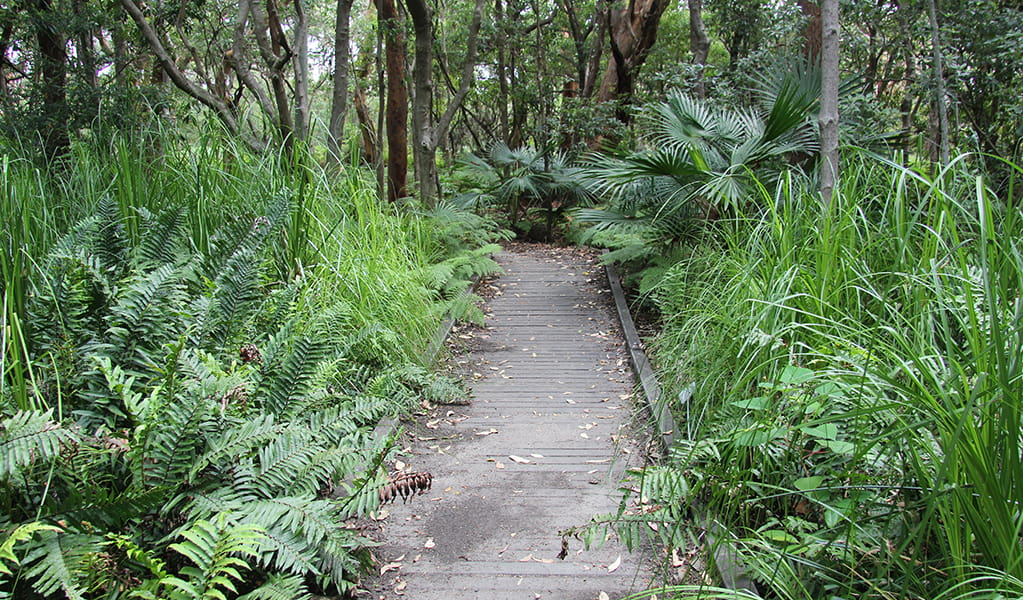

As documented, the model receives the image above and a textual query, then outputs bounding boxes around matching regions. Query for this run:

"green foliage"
[0,132,498,598]
[452,142,591,240]
[600,151,1023,598]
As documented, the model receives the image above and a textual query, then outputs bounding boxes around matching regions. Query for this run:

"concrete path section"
[362,246,653,600]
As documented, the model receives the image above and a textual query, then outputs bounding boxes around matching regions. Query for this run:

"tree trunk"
[797,0,822,60]
[595,0,669,124]
[352,72,379,165]
[582,0,607,98]
[688,0,709,99]
[327,0,354,167]
[34,0,70,162]
[292,0,311,144]
[377,0,408,202]
[819,0,839,207]
[407,0,485,205]
[406,0,434,202]
[925,0,950,168]
[495,0,510,142]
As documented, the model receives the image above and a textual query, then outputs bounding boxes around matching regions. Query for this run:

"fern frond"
[0,522,61,576]
[255,336,328,416]
[22,530,104,600]
[163,516,265,600]
[189,414,281,483]
[135,206,189,269]
[237,573,312,600]
[200,247,262,349]
[0,410,74,480]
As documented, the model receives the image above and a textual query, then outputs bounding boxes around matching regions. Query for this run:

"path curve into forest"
[362,245,654,600]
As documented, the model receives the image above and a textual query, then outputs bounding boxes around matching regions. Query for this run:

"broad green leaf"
[731,396,771,410]
[822,439,855,455]
[801,423,838,440]
[793,476,825,492]
[779,366,814,385]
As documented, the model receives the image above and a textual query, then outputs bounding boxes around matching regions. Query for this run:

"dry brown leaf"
[379,562,402,575]
[671,548,685,568]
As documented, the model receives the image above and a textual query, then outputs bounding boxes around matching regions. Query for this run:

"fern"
[188,414,281,484]
[255,336,328,416]
[0,522,60,576]
[22,530,104,600]
[135,207,189,270]
[199,246,263,350]
[237,573,312,600]
[0,410,74,480]
[162,516,266,600]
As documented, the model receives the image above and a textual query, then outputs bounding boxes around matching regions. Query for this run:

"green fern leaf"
[237,573,312,600]
[164,516,266,600]
[22,530,103,600]
[0,522,61,576]
[0,410,74,480]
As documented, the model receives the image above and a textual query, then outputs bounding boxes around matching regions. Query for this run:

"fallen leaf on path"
[475,428,499,436]
[599,593,610,600]
[530,453,544,458]
[607,555,621,573]
[519,554,534,562]
[379,562,402,575]
[495,462,505,469]
[508,455,532,464]
[424,538,436,549]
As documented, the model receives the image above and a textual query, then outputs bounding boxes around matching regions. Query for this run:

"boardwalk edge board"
[602,254,759,596]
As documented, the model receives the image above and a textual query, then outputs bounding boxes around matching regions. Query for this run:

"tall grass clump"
[0,128,502,598]
[597,150,1023,599]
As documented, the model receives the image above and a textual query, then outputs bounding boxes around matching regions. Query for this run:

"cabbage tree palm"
[577,58,826,249]
[455,142,590,239]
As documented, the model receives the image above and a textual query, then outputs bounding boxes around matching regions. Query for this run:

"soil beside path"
[361,245,654,600]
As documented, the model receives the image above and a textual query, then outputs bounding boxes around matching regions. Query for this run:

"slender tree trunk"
[327,0,354,167]
[406,0,434,202]
[819,0,839,207]
[925,0,950,168]
[375,17,386,202]
[407,0,485,205]
[352,70,378,165]
[688,0,709,99]
[292,0,311,144]
[495,0,510,142]
[377,0,408,202]
[582,0,607,98]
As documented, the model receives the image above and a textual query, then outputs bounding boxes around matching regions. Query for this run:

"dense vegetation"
[0,132,503,597]
[3,0,1023,597]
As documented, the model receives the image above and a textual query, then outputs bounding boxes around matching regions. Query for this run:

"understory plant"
[584,151,1023,599]
[0,131,499,598]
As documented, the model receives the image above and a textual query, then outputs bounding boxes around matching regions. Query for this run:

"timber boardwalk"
[365,246,652,600]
